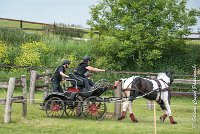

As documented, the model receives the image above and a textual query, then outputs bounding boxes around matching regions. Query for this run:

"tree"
[88,0,200,71]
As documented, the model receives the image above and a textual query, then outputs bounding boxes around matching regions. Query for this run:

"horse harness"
[153,78,170,103]
[131,78,170,101]
[120,77,170,101]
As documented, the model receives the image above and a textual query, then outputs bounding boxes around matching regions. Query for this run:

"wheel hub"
[89,104,98,114]
[51,104,60,111]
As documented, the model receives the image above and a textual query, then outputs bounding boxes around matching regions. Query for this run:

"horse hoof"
[160,116,165,122]
[170,121,177,124]
[132,119,138,123]
[118,116,125,120]
[118,117,125,120]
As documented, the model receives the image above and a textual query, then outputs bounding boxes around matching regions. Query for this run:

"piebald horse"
[114,72,177,124]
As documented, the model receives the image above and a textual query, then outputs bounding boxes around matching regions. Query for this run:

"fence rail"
[171,91,200,97]
[0,17,92,35]
[0,82,8,88]
[173,79,200,84]
[0,17,50,26]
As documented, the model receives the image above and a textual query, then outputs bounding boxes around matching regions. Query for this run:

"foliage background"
[87,0,200,73]
[0,28,200,74]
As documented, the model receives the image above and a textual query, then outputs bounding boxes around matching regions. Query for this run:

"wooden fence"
[29,70,51,104]
[0,75,27,123]
[0,17,95,36]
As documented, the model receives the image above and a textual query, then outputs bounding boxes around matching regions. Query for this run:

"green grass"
[0,90,199,134]
[0,19,45,29]
[186,40,200,45]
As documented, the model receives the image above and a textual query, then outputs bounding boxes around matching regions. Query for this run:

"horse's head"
[157,71,173,85]
[113,78,127,89]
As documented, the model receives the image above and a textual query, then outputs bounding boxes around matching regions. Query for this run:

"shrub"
[15,41,52,66]
[0,41,9,64]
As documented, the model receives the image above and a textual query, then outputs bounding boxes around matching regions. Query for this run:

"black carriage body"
[77,87,108,98]
[43,86,108,103]
[44,92,72,102]
[41,81,108,110]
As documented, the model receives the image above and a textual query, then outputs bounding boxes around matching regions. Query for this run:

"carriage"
[40,73,110,120]
[40,71,177,124]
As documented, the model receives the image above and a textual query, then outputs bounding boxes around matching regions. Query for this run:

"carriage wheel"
[81,96,107,120]
[45,97,65,118]
[65,96,82,117]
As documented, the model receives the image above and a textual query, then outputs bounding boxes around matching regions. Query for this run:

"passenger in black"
[51,60,70,93]
[74,56,105,92]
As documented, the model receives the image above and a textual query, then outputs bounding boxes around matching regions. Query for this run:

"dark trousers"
[52,81,64,93]
[75,75,94,92]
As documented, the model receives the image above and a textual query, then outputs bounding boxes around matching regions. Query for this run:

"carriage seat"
[68,73,84,86]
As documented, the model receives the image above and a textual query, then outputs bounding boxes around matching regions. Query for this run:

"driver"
[51,60,70,93]
[74,56,105,92]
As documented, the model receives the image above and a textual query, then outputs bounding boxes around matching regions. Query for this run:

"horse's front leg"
[127,100,138,123]
[160,109,168,122]
[118,90,130,120]
[119,91,138,123]
[161,91,177,124]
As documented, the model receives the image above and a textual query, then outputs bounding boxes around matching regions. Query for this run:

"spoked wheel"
[65,96,82,117]
[45,97,65,118]
[81,96,107,120]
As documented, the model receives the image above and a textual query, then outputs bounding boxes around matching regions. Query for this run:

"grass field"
[0,90,199,134]
[0,19,45,29]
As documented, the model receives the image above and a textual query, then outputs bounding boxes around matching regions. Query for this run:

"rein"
[134,89,159,99]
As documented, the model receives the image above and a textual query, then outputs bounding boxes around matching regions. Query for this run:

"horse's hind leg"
[164,101,177,124]
[158,100,168,122]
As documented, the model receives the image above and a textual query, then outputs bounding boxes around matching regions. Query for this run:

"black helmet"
[62,60,70,65]
[83,56,92,61]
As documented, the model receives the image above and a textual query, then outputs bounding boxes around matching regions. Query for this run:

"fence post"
[147,100,153,110]
[20,20,23,29]
[4,77,15,123]
[114,81,122,119]
[147,75,156,110]
[29,70,37,104]
[44,70,51,99]
[21,75,27,117]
